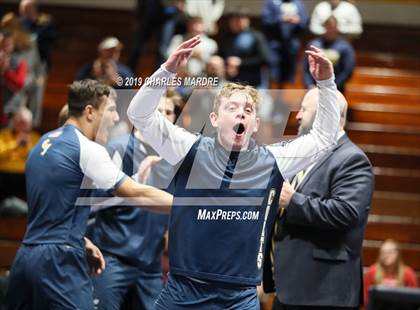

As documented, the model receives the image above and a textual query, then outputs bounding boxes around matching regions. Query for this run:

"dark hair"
[67,79,110,117]
[228,6,250,18]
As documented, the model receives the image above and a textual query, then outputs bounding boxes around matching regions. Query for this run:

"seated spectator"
[0,31,28,126]
[167,16,218,77]
[185,55,227,134]
[184,0,225,35]
[261,0,308,86]
[219,7,272,88]
[2,12,44,127]
[206,55,227,86]
[303,15,355,93]
[310,0,362,37]
[75,36,134,89]
[127,0,186,72]
[0,107,39,201]
[364,239,419,306]
[19,0,56,70]
[0,106,39,174]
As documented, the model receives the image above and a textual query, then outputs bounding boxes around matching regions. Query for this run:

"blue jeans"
[92,255,163,310]
[154,274,260,310]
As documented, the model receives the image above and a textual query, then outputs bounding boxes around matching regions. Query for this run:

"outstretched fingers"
[305,50,329,64]
[177,35,201,50]
[164,36,201,73]
[308,45,321,53]
[172,47,196,58]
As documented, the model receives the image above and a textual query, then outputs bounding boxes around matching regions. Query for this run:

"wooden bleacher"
[344,56,420,286]
[0,5,419,305]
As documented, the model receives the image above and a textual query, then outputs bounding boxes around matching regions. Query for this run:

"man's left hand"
[279,179,295,209]
[84,237,105,276]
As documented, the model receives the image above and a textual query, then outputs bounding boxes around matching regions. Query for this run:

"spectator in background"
[219,7,272,88]
[19,0,56,70]
[206,55,227,86]
[303,15,355,93]
[2,12,44,127]
[0,107,39,201]
[76,37,134,90]
[127,0,186,72]
[264,88,374,309]
[167,16,217,77]
[0,30,28,126]
[261,0,308,86]
[364,239,419,306]
[0,106,39,174]
[310,0,362,37]
[184,0,224,35]
[185,55,227,134]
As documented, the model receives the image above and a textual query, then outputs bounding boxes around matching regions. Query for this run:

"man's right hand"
[163,36,201,73]
[137,155,162,183]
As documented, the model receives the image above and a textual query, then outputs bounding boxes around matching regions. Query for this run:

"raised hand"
[163,36,201,73]
[305,45,334,81]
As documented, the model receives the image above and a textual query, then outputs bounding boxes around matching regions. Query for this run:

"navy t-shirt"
[89,133,171,272]
[24,125,126,249]
[169,137,283,286]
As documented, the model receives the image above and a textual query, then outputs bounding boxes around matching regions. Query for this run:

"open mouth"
[233,123,246,135]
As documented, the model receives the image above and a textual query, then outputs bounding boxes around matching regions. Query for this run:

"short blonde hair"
[213,83,260,114]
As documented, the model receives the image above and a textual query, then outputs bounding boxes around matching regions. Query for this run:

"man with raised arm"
[127,36,340,309]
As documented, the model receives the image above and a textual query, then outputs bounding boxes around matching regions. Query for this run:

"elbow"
[338,206,361,231]
[126,101,144,129]
[312,129,338,151]
[126,102,135,124]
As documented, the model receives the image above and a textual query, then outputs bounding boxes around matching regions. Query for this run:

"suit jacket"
[263,133,374,307]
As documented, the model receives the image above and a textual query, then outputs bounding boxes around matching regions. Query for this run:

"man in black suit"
[263,88,374,309]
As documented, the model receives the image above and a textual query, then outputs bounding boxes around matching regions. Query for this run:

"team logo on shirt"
[257,188,276,269]
[40,139,52,156]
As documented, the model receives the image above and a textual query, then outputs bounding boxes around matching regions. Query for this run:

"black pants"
[272,296,359,310]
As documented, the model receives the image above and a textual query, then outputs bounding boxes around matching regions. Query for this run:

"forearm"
[310,76,339,146]
[285,192,360,231]
[268,76,339,179]
[127,66,197,164]
[127,66,174,128]
[114,177,172,213]
[286,156,374,230]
